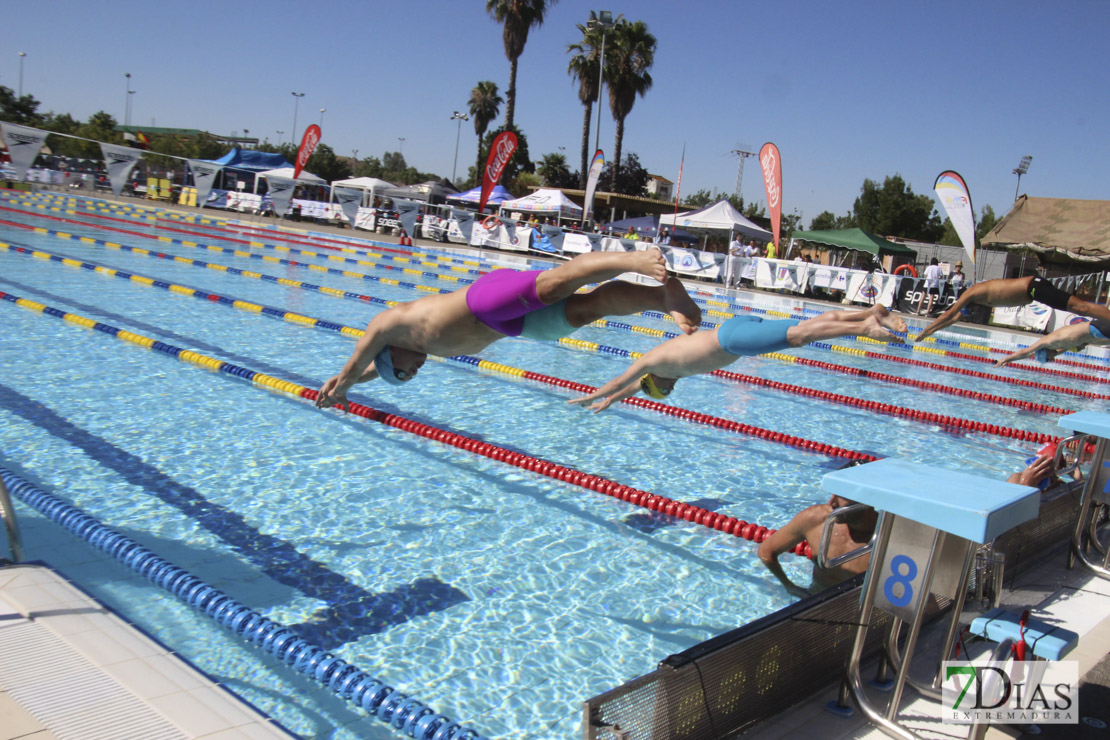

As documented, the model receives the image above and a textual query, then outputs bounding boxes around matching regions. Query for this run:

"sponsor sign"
[1,123,48,181]
[942,660,1077,725]
[187,159,222,207]
[293,124,321,181]
[479,131,517,213]
[582,149,604,222]
[265,175,298,218]
[331,186,363,226]
[99,143,143,196]
[759,142,783,250]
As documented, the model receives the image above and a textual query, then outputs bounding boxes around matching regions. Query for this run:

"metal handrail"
[817,503,875,570]
[0,475,23,563]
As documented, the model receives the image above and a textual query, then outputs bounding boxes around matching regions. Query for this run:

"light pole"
[124,73,131,125]
[1012,155,1033,202]
[587,11,617,157]
[128,90,136,127]
[290,92,304,144]
[319,108,326,127]
[18,52,26,97]
[450,111,468,184]
[398,137,405,156]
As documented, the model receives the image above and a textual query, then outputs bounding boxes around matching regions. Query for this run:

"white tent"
[254,167,327,193]
[660,199,772,242]
[329,176,396,206]
[499,188,584,220]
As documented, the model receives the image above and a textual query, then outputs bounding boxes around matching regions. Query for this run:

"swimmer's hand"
[315,376,350,412]
[567,392,615,413]
[567,380,640,413]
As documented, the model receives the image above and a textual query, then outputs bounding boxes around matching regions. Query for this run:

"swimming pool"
[1,191,1107,739]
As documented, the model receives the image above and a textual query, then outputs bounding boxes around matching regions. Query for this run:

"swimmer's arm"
[994,323,1091,367]
[757,509,819,599]
[316,314,397,409]
[567,361,649,412]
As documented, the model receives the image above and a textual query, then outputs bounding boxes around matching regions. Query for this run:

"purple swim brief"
[464,269,546,336]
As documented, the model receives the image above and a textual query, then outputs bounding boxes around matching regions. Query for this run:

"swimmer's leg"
[787,315,899,346]
[810,304,907,334]
[1065,295,1110,324]
[565,276,702,334]
[534,248,667,304]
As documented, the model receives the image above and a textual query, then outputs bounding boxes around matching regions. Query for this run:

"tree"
[536,151,577,188]
[468,80,503,187]
[599,151,648,196]
[567,13,605,188]
[852,174,944,242]
[605,19,655,192]
[485,0,555,130]
[684,188,715,209]
[0,86,43,125]
[809,210,856,231]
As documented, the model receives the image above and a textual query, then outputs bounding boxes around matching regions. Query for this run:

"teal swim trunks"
[717,315,798,356]
[520,298,575,341]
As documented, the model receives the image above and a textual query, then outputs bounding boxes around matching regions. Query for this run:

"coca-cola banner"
[187,159,222,207]
[99,143,143,196]
[479,131,517,213]
[759,142,782,250]
[1,122,49,181]
[293,124,321,180]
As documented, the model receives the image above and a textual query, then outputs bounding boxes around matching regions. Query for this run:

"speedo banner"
[187,159,222,207]
[479,131,517,214]
[331,186,363,227]
[293,124,321,181]
[1,123,48,181]
[759,142,783,250]
[265,175,297,218]
[99,143,143,197]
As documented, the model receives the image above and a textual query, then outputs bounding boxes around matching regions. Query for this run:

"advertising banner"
[934,170,976,268]
[394,198,420,238]
[99,143,143,196]
[479,131,517,213]
[293,124,321,181]
[187,159,222,207]
[759,142,783,249]
[1,123,48,181]
[450,207,475,245]
[582,149,604,223]
[265,175,297,218]
[331,186,363,226]
[534,223,565,255]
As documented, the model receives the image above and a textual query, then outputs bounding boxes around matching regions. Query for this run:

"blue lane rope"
[0,466,487,740]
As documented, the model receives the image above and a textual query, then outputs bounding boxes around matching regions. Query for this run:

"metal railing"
[0,475,23,563]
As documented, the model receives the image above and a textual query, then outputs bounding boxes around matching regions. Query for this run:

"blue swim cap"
[374,345,409,386]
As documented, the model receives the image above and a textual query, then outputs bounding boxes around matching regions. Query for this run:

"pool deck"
[739,544,1110,739]
[0,563,296,740]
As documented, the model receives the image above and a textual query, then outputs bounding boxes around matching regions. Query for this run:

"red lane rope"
[709,368,1057,443]
[941,347,1110,386]
[785,356,1075,414]
[297,388,812,557]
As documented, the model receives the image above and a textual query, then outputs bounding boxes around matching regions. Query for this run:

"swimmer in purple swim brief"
[315,248,704,410]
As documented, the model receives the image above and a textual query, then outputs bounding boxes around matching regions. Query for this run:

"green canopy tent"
[791,228,916,262]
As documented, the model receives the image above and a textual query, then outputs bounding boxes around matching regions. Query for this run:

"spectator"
[915,258,943,316]
[764,241,777,260]
[726,233,744,288]
[658,228,672,246]
[625,226,640,241]
[950,261,966,298]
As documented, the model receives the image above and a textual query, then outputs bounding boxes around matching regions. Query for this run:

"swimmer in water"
[994,317,1110,367]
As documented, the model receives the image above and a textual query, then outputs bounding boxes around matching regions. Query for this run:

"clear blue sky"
[3,0,1107,226]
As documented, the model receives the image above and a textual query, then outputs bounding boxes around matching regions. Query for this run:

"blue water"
[0,191,1105,739]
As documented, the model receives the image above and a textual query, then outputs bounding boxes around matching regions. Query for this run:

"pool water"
[0,191,1106,739]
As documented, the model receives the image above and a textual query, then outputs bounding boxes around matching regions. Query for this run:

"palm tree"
[606,20,656,193]
[468,80,503,185]
[567,12,605,188]
[485,0,554,129]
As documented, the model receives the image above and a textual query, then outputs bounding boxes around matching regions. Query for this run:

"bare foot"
[860,316,900,342]
[873,304,907,334]
[629,247,668,283]
[663,277,702,334]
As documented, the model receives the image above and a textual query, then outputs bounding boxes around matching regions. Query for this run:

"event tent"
[659,199,772,242]
[603,215,699,244]
[206,148,292,172]
[382,180,459,204]
[445,184,515,207]
[981,195,1110,262]
[499,188,584,220]
[330,176,396,206]
[790,227,915,257]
